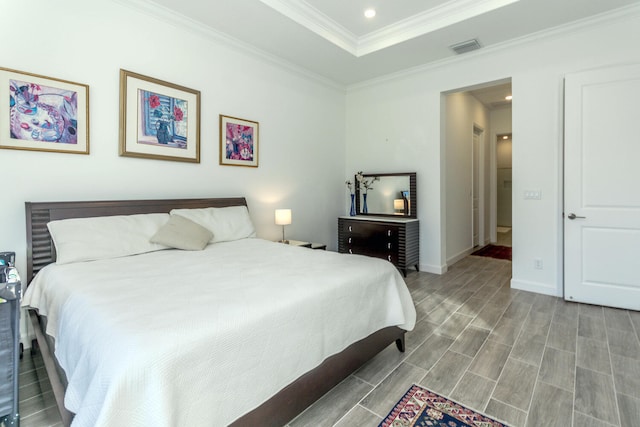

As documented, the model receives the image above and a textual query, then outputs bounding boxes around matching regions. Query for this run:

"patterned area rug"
[379,384,508,427]
[471,244,511,261]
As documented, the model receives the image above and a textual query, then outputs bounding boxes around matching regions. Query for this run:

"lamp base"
[280,225,289,244]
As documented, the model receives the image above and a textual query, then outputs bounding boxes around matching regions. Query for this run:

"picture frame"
[219,114,259,167]
[0,67,89,154]
[119,69,200,163]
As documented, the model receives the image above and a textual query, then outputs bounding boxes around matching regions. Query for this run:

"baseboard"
[511,279,561,297]
[419,263,447,274]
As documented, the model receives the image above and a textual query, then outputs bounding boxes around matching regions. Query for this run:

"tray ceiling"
[127,0,640,85]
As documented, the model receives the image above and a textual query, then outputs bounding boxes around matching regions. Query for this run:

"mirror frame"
[355,172,417,218]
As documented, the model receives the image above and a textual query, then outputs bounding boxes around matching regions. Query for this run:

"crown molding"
[110,0,346,91]
[348,2,640,91]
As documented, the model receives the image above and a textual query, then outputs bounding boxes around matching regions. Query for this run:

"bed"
[22,197,416,427]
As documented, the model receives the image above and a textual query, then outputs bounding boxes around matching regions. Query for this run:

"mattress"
[23,238,416,427]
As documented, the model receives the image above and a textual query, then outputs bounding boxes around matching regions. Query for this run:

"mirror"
[355,172,417,218]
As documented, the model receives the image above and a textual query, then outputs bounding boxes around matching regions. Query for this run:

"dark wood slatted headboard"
[25,197,248,283]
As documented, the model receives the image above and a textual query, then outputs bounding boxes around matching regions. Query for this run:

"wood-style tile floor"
[9,346,62,427]
[11,255,640,427]
[288,256,640,427]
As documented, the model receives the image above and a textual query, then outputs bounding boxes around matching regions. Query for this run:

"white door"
[564,64,640,310]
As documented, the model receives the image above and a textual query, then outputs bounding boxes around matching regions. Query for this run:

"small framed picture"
[219,114,259,167]
[119,69,200,163]
[0,67,89,154]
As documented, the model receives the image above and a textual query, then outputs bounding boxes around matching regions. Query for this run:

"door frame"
[472,124,485,248]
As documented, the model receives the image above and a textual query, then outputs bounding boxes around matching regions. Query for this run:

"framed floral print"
[219,114,259,167]
[0,67,89,154]
[119,69,200,163]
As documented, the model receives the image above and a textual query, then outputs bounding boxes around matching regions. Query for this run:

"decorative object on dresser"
[275,208,292,243]
[345,179,356,216]
[1,67,89,155]
[355,171,380,214]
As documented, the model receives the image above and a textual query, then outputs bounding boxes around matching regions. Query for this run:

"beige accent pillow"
[150,215,213,250]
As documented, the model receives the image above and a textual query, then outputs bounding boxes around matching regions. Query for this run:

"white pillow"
[48,213,170,264]
[170,205,256,243]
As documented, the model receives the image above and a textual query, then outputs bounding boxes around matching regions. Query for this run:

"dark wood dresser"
[338,216,419,276]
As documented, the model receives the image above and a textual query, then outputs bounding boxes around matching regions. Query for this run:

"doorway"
[443,80,512,266]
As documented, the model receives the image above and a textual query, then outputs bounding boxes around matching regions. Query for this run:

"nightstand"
[285,240,312,248]
[280,240,326,250]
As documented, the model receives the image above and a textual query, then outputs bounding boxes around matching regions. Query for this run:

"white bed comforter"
[23,238,416,427]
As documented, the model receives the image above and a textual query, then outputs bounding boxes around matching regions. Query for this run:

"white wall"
[0,0,346,284]
[346,7,640,294]
[444,92,490,263]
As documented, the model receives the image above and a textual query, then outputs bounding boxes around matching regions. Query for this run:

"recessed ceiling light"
[502,135,509,139]
[505,95,513,100]
[364,8,376,19]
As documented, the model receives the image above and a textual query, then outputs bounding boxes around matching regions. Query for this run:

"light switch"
[524,190,542,200]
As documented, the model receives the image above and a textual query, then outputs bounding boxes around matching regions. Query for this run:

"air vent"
[450,39,482,55]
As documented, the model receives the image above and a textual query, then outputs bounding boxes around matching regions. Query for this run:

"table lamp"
[394,199,404,213]
[275,209,292,243]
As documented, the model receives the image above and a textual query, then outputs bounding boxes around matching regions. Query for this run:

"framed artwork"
[0,67,89,154]
[219,114,259,167]
[119,69,200,163]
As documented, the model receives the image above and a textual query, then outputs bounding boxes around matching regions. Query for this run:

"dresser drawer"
[342,221,398,248]
[342,220,398,236]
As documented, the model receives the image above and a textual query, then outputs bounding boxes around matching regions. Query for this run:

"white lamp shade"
[275,209,292,225]
[393,199,404,210]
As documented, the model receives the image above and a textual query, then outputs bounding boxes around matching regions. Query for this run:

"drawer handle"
[349,249,353,254]
[388,243,391,249]
[388,255,392,262]
[387,230,392,237]
[349,226,352,232]
[348,237,352,244]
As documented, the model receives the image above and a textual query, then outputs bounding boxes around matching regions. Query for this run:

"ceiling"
[130,0,638,86]
[469,83,512,110]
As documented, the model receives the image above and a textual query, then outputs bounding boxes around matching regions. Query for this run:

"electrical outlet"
[534,258,543,270]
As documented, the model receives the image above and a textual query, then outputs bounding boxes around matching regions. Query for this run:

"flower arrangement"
[345,179,354,194]
[356,171,379,194]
